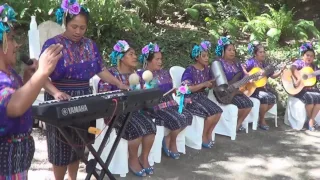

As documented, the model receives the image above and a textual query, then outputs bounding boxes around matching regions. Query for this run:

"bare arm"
[7,70,48,117]
[188,83,205,93]
[43,79,60,96]
[271,70,282,79]
[290,65,300,80]
[97,70,122,87]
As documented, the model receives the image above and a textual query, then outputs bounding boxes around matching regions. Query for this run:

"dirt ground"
[29,118,320,180]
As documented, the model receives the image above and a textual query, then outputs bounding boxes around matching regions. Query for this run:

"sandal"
[259,124,270,131]
[129,167,146,177]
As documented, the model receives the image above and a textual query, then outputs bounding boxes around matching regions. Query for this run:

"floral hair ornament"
[299,42,313,56]
[176,85,191,114]
[190,40,211,60]
[139,42,160,68]
[109,40,130,66]
[55,0,88,28]
[247,41,260,56]
[0,4,17,54]
[215,36,232,57]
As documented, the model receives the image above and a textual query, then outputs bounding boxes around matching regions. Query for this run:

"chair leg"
[275,115,278,127]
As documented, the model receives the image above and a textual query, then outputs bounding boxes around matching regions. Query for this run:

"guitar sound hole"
[302,74,308,80]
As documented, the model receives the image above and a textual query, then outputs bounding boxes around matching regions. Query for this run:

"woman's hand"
[202,80,214,89]
[53,91,71,101]
[117,83,130,90]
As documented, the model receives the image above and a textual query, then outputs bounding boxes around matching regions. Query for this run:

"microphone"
[20,54,34,66]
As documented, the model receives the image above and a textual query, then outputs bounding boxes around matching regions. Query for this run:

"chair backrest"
[38,21,65,49]
[169,66,186,88]
[91,75,101,94]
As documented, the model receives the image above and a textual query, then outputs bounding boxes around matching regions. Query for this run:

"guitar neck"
[310,70,320,77]
[233,73,260,88]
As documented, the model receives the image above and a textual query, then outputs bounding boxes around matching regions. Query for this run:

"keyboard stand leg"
[83,112,133,180]
[57,127,100,178]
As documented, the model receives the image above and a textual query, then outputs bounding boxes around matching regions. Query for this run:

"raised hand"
[38,44,63,76]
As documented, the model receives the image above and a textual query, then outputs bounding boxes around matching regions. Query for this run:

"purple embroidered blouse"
[244,58,272,78]
[98,67,143,92]
[0,68,33,136]
[218,59,244,81]
[41,35,106,82]
[181,65,212,86]
[150,69,173,93]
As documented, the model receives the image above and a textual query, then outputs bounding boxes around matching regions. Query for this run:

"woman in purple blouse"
[0,4,63,179]
[215,36,253,132]
[291,43,320,131]
[181,41,223,148]
[139,42,193,159]
[242,42,283,130]
[98,40,156,177]
[40,1,128,179]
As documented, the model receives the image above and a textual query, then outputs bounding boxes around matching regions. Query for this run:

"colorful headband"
[190,40,211,60]
[299,42,313,55]
[248,41,260,56]
[0,4,16,53]
[139,42,160,64]
[109,40,130,66]
[215,36,232,57]
[55,0,89,25]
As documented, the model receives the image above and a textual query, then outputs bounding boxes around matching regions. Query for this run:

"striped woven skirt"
[294,88,320,104]
[108,111,157,141]
[184,91,223,119]
[0,131,35,179]
[232,94,253,109]
[151,95,193,131]
[251,87,276,105]
[44,79,92,166]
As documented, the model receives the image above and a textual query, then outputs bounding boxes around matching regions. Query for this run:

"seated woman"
[243,42,284,130]
[98,40,156,177]
[139,42,193,159]
[0,4,63,179]
[181,41,222,148]
[215,36,253,132]
[291,43,320,131]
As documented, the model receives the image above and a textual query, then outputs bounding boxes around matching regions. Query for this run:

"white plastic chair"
[207,91,238,140]
[284,96,320,130]
[242,97,260,133]
[265,103,278,127]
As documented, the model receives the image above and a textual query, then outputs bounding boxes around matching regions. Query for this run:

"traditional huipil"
[98,67,156,140]
[292,59,320,104]
[0,68,35,179]
[147,69,193,130]
[181,66,223,117]
[219,59,254,108]
[0,4,35,179]
[41,35,106,166]
[244,58,276,105]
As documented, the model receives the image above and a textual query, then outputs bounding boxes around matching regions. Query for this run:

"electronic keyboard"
[32,88,163,127]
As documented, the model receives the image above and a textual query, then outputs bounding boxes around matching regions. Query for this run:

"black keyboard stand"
[56,111,132,180]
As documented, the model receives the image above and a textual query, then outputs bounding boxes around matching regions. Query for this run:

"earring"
[2,32,8,54]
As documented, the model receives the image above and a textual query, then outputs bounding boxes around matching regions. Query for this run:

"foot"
[202,141,214,148]
[309,119,316,131]
[139,158,154,175]
[258,124,270,131]
[237,126,246,133]
[129,158,145,177]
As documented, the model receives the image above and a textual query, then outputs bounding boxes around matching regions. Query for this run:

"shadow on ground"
[30,118,320,180]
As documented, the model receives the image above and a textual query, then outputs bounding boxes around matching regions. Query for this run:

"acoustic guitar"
[240,62,288,97]
[281,66,320,95]
[213,65,275,104]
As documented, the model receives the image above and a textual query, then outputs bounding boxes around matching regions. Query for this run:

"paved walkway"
[29,119,320,180]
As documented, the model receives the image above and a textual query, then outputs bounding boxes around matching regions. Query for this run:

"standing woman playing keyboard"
[98,40,156,177]
[181,41,223,148]
[215,36,253,132]
[139,42,193,159]
[0,4,63,179]
[40,1,128,180]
